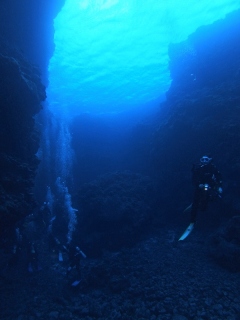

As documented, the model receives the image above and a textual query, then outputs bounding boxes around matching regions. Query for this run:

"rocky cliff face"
[0,45,46,233]
[150,10,240,226]
[0,1,64,235]
[0,0,65,83]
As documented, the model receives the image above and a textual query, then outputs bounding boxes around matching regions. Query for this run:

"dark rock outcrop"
[0,1,65,235]
[0,0,65,83]
[208,215,240,272]
[73,171,157,255]
[0,46,46,234]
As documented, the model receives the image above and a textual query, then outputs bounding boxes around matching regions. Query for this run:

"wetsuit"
[190,163,222,223]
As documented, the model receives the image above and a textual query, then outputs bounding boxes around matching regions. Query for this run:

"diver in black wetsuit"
[190,155,222,224]
[7,227,22,268]
[50,240,87,286]
[64,243,87,286]
[27,242,41,273]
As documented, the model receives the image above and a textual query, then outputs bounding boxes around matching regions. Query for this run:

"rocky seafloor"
[1,227,240,320]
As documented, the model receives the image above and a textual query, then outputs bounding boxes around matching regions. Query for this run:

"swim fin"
[178,223,194,241]
[183,203,192,213]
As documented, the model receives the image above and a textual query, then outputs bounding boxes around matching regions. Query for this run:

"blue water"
[47,0,240,115]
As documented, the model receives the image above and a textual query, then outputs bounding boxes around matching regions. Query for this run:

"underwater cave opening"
[46,0,239,116]
[35,0,240,238]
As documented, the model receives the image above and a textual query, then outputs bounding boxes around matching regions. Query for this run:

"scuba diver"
[48,236,65,262]
[190,155,222,223]
[7,227,22,269]
[64,243,87,286]
[48,237,87,286]
[27,242,41,273]
[179,155,222,241]
[38,202,52,230]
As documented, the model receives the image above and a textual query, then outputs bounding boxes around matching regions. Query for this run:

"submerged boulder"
[74,171,157,255]
[208,216,240,272]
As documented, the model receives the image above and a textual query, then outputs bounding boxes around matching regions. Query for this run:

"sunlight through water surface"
[47,0,240,115]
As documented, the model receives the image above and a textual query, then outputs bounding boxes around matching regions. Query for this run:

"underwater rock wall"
[151,9,240,226]
[0,45,46,233]
[73,171,157,256]
[0,1,65,234]
[0,0,65,83]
